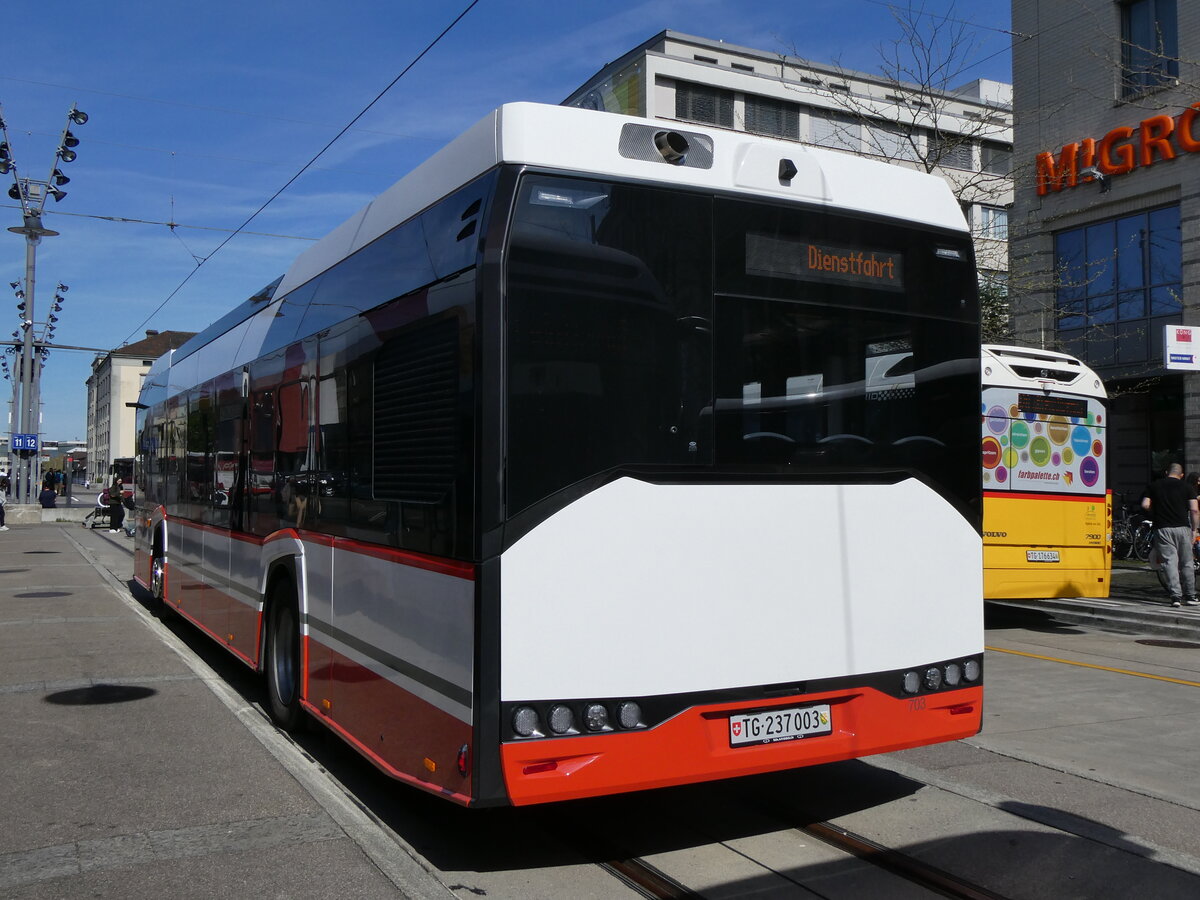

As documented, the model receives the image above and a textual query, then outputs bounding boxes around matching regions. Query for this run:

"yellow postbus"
[981,345,1110,599]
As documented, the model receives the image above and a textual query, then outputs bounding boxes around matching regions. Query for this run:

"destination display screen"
[746,235,905,292]
[1017,393,1088,419]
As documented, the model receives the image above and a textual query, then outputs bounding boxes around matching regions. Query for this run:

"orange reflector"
[424,757,437,773]
[523,761,558,775]
[321,699,332,711]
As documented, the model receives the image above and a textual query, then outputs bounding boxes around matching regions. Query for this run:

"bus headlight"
[944,663,962,687]
[583,703,610,732]
[964,658,981,682]
[548,704,575,735]
[616,701,642,729]
[512,706,540,738]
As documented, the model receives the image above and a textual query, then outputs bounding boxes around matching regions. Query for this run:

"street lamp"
[1,103,87,502]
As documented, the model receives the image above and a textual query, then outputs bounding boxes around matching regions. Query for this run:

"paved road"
[3,526,1196,898]
[0,524,451,899]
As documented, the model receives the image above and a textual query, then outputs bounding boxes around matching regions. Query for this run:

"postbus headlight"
[964,658,981,682]
[902,671,921,694]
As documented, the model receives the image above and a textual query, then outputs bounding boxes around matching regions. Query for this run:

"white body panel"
[500,477,982,701]
[277,102,966,299]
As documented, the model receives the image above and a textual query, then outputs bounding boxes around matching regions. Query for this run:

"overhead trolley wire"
[124,0,483,344]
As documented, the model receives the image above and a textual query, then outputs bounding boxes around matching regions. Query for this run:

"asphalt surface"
[1,523,1195,897]
[0,522,451,899]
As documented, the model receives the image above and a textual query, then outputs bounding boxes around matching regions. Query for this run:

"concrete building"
[86,329,194,484]
[563,30,1014,284]
[1009,0,1197,501]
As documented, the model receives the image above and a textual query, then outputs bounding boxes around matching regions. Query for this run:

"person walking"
[0,476,8,531]
[1142,462,1200,607]
[104,478,126,535]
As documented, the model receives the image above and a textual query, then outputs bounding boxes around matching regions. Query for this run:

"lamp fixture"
[57,147,76,163]
[68,108,88,126]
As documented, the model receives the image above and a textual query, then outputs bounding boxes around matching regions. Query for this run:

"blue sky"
[1,0,1013,440]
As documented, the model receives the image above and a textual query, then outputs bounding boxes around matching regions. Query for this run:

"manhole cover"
[44,685,157,706]
[1136,639,1200,649]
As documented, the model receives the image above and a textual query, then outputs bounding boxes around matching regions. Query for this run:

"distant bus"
[981,345,1109,599]
[132,102,983,807]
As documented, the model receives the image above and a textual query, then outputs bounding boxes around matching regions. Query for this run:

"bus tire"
[149,541,166,616]
[265,579,305,732]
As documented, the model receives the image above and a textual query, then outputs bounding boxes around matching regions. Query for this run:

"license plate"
[729,704,832,747]
[1026,550,1060,562]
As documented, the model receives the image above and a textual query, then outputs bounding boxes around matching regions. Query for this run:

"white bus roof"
[982,344,1106,398]
[275,102,968,299]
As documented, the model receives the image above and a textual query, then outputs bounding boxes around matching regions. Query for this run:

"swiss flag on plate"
[732,721,742,737]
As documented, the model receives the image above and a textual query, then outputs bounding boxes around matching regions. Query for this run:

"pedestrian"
[0,475,8,532]
[104,477,125,535]
[1142,462,1200,607]
[38,484,57,509]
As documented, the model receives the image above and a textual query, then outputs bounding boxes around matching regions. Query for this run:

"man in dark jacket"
[1142,463,1200,607]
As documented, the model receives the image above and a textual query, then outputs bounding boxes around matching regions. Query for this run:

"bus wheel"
[149,547,166,615]
[266,580,304,732]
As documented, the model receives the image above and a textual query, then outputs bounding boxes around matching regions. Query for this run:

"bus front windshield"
[504,174,979,518]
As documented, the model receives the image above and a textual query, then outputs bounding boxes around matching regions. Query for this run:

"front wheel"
[1133,525,1154,562]
[265,580,304,732]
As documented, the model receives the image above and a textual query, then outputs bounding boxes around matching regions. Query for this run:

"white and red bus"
[133,102,983,807]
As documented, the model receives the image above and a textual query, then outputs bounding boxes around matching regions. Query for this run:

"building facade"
[563,30,1013,284]
[1010,0,1197,501]
[86,330,194,484]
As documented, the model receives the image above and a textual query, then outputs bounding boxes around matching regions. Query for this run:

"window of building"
[871,123,920,162]
[743,95,800,140]
[981,142,1012,176]
[810,109,860,153]
[675,81,734,127]
[978,205,1009,240]
[1055,205,1181,367]
[930,133,973,170]
[1121,0,1179,98]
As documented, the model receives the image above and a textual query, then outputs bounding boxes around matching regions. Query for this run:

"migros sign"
[1036,103,1200,196]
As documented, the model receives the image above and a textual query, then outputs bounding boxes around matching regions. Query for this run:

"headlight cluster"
[509,700,646,740]
[902,656,982,695]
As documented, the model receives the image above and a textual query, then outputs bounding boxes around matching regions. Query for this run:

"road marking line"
[986,645,1200,687]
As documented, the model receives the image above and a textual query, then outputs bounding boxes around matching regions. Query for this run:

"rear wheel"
[149,543,166,615]
[265,579,304,732]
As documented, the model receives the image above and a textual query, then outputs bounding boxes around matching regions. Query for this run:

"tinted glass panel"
[1115,216,1143,290]
[506,176,713,514]
[1085,221,1115,295]
[504,175,979,520]
[1148,205,1181,285]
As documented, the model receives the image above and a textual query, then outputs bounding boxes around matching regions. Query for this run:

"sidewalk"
[0,523,449,899]
[986,560,1200,640]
